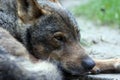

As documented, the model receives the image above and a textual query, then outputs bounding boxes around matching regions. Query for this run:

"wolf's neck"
[0,0,18,35]
[0,0,17,13]
[0,11,17,35]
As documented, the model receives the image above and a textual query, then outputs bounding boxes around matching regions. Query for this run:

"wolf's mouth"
[61,67,89,75]
[60,66,90,80]
[49,59,90,77]
[57,63,89,77]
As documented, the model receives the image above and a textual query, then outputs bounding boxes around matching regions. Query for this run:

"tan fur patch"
[0,27,30,60]
[92,59,120,73]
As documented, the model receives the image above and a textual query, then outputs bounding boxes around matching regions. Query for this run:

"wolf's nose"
[82,57,95,71]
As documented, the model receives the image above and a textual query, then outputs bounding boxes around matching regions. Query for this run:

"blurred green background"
[72,0,120,27]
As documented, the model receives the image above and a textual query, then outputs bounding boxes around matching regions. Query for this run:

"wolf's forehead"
[37,0,79,30]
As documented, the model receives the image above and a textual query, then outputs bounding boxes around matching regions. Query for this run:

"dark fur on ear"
[49,0,59,3]
[49,0,61,7]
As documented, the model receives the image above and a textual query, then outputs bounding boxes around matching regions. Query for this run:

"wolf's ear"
[49,0,58,2]
[49,0,61,6]
[17,0,45,23]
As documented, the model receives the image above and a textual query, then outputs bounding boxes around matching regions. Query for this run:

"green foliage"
[72,0,120,26]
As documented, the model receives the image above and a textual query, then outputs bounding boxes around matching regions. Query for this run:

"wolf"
[0,0,95,75]
[0,0,120,79]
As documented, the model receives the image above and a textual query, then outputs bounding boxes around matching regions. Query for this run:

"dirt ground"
[61,0,120,59]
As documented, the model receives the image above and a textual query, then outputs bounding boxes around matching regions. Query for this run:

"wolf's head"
[17,0,95,75]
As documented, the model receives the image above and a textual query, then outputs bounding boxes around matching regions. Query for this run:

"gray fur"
[0,49,62,80]
[0,0,87,79]
[0,28,62,80]
[0,0,79,45]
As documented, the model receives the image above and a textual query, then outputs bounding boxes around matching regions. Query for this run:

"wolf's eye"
[53,32,66,42]
[54,36,65,41]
